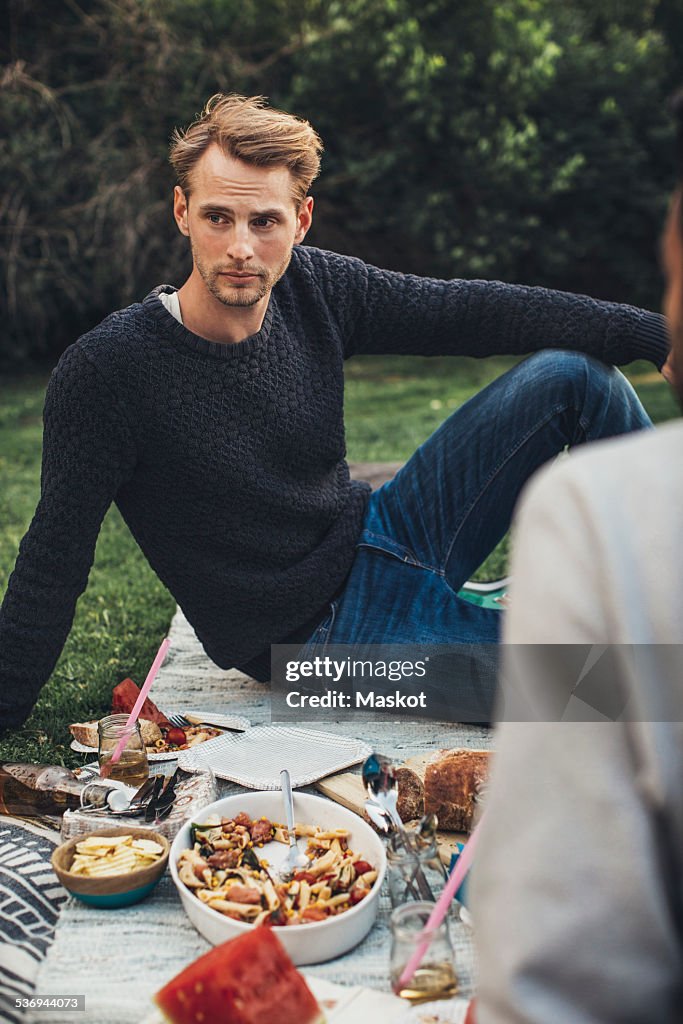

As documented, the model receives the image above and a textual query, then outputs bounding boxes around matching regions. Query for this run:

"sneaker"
[458,577,510,610]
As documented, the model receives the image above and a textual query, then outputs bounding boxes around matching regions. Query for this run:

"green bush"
[1,0,681,366]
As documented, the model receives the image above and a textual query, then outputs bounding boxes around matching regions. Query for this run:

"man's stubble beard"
[191,240,294,309]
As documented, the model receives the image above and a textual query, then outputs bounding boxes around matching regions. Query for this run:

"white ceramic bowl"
[170,791,386,965]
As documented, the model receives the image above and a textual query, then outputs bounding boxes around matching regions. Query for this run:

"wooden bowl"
[52,827,169,908]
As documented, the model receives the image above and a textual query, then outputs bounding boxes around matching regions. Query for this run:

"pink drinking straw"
[397,816,484,990]
[100,637,171,776]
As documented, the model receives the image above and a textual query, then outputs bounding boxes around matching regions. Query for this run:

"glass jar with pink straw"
[393,817,483,998]
[390,901,458,1002]
[98,637,170,781]
[97,715,149,786]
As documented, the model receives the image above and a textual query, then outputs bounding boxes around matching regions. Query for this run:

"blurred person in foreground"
[470,94,683,1023]
[0,94,674,729]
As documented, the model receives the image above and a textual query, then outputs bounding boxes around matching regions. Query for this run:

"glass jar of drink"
[98,715,149,786]
[390,901,458,1003]
[386,830,449,909]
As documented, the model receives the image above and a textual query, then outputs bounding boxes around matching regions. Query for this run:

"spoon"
[280,769,310,881]
[362,754,435,900]
[417,812,440,840]
[79,776,156,816]
[360,753,403,831]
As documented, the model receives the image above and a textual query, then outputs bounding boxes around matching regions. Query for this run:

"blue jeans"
[304,351,650,695]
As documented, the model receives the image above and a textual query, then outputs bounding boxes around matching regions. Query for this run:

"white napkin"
[305,977,470,1023]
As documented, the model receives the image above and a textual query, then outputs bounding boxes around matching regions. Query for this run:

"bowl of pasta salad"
[169,791,386,964]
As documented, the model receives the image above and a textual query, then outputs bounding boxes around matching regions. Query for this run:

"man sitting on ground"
[0,94,672,728]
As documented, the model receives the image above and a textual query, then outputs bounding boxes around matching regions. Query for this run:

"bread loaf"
[69,718,162,748]
[423,748,491,832]
[139,720,163,746]
[395,766,425,822]
[69,721,99,747]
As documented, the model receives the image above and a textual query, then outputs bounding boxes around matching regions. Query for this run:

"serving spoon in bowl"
[279,769,311,881]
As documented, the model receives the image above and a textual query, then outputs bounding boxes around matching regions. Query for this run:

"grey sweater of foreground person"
[0,245,669,727]
[472,422,683,1024]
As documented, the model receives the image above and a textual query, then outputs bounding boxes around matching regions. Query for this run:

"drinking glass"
[386,831,448,909]
[390,901,458,1003]
[98,714,149,787]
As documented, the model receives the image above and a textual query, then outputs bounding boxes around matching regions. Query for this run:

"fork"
[167,713,193,728]
[167,712,235,730]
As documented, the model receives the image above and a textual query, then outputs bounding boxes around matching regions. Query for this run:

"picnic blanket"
[22,604,489,1022]
[5,458,493,1020]
[0,818,65,1024]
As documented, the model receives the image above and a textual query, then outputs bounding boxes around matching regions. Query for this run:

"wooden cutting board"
[314,755,468,866]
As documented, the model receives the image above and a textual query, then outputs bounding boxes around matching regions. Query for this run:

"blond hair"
[170,94,323,207]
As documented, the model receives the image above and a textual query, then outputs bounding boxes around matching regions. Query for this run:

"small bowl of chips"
[51,827,169,908]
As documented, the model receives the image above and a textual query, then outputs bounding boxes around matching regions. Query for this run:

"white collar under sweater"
[158,289,182,324]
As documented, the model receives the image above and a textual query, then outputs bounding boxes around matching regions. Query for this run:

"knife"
[154,802,175,822]
[130,776,157,806]
[154,768,181,811]
[144,775,165,821]
[181,712,246,731]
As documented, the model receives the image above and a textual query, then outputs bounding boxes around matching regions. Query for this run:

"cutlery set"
[362,753,446,901]
[82,768,182,822]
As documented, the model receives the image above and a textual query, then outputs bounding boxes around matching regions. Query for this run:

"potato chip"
[70,856,99,875]
[107,846,136,861]
[69,831,165,880]
[77,835,132,850]
[70,833,164,878]
[87,850,137,876]
[132,839,164,856]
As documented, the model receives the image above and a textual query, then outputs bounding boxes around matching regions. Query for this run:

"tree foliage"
[1,0,682,364]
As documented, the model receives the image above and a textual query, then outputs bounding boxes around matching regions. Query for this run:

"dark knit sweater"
[0,245,669,727]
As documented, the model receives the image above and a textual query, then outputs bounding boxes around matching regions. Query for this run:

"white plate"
[177,725,372,788]
[70,710,251,762]
[140,977,403,1023]
[170,791,386,965]
[390,999,471,1023]
[70,739,179,762]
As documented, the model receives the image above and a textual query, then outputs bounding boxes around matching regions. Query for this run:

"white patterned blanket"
[25,606,488,1022]
[4,461,491,1021]
[0,819,65,1023]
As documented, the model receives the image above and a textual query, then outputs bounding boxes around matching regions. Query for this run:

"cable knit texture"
[0,245,669,726]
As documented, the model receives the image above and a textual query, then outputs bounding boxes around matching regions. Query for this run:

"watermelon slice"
[154,928,323,1024]
[111,678,170,727]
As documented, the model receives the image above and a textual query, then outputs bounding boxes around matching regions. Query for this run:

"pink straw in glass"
[397,816,483,990]
[100,637,171,777]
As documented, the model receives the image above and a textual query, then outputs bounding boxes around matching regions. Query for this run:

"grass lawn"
[0,357,679,766]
